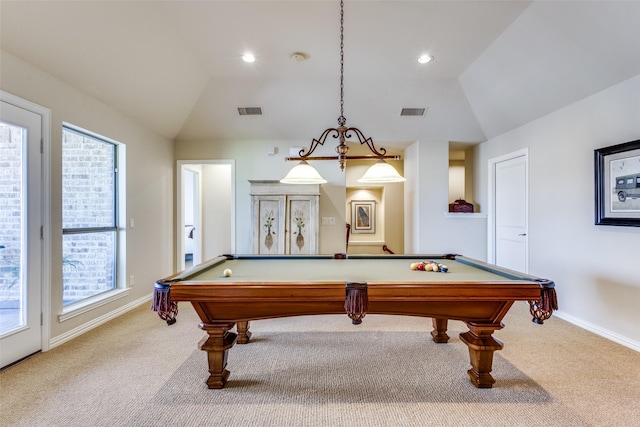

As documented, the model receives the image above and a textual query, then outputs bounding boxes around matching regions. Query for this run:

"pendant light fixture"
[280,160,327,184]
[358,159,406,183]
[281,0,405,184]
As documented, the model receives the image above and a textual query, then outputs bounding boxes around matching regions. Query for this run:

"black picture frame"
[594,139,640,227]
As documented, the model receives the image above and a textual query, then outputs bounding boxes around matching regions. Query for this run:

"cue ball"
[223,269,232,277]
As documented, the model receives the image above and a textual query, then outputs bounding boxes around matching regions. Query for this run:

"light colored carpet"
[1,302,639,426]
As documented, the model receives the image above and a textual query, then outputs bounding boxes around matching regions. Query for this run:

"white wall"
[448,161,465,203]
[413,140,488,260]
[1,51,175,342]
[183,168,197,226]
[404,142,420,254]
[475,75,640,349]
[202,164,233,258]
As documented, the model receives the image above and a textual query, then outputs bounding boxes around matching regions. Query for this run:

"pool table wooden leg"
[430,317,450,343]
[198,322,237,389]
[459,322,504,388]
[236,321,252,344]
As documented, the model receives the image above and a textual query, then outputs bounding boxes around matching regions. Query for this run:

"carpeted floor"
[1,302,639,426]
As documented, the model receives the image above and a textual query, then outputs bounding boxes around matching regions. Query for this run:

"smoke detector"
[291,52,309,62]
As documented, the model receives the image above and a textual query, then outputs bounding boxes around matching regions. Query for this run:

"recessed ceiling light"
[417,55,434,64]
[242,53,256,63]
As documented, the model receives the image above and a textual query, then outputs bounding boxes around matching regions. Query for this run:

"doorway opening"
[176,160,235,271]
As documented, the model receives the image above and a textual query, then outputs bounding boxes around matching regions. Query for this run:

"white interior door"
[0,99,43,368]
[493,153,528,273]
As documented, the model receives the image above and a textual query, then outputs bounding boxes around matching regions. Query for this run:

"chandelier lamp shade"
[280,160,328,184]
[357,159,406,183]
[280,0,405,185]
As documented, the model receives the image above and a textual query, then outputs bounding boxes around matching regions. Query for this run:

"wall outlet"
[129,275,135,286]
[289,146,303,157]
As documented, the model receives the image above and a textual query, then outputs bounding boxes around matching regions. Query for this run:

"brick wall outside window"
[0,124,23,305]
[62,128,117,304]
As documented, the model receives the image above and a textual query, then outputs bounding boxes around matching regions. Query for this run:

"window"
[62,125,122,306]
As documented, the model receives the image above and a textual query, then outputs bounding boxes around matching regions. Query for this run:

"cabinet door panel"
[253,197,285,254]
[287,197,316,255]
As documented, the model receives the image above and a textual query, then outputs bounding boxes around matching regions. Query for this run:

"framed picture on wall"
[351,200,376,234]
[594,139,640,227]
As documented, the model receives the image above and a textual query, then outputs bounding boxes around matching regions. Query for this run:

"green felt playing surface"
[178,256,525,284]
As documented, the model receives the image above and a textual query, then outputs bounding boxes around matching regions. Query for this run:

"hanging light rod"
[281,0,405,184]
[285,154,401,163]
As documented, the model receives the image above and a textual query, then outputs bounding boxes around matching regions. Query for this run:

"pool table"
[152,254,557,389]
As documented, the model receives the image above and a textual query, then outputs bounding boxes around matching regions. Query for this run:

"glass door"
[0,99,43,368]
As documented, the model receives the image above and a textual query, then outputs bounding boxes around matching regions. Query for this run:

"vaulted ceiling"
[2,1,639,151]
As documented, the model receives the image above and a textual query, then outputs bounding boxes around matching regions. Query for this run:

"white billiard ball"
[223,268,232,277]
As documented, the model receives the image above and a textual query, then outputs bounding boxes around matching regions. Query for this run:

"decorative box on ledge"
[449,199,474,213]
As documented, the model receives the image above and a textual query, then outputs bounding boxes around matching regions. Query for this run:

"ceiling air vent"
[400,107,427,117]
[237,106,263,116]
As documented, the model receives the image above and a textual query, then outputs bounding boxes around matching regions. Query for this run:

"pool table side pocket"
[345,282,368,325]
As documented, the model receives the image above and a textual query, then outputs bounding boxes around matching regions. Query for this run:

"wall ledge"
[444,212,487,219]
[59,288,131,323]
[349,241,385,246]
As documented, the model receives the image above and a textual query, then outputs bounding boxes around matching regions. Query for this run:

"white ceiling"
[2,1,639,150]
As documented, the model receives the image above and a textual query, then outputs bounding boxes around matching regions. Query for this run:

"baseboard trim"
[49,293,152,349]
[554,310,640,352]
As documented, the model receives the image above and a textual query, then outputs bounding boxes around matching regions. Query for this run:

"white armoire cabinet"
[250,180,320,255]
